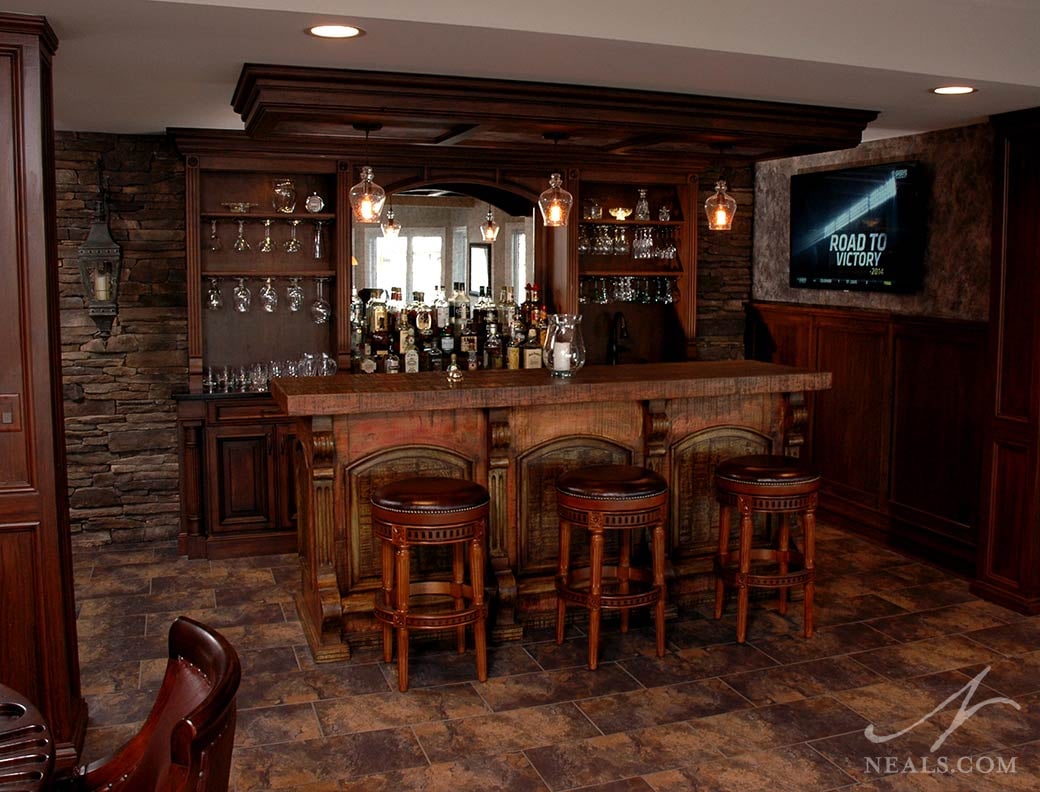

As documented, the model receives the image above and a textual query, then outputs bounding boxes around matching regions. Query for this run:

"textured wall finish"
[754,124,992,320]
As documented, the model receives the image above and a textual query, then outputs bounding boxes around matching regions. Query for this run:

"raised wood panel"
[747,306,813,369]
[208,426,274,532]
[0,524,40,700]
[275,424,299,531]
[984,441,1031,584]
[813,318,889,510]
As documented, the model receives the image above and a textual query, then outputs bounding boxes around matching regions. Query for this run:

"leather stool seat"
[555,464,668,670]
[371,476,488,692]
[713,454,819,643]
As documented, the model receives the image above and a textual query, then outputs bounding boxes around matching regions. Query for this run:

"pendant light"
[480,205,500,242]
[349,122,386,223]
[704,144,737,231]
[381,202,401,238]
[538,132,573,227]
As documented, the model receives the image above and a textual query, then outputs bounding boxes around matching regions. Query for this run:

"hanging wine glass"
[284,219,302,254]
[312,220,325,260]
[232,219,250,253]
[310,277,331,325]
[260,277,278,313]
[233,277,251,313]
[208,219,222,253]
[259,219,274,254]
[206,277,223,310]
[286,277,304,312]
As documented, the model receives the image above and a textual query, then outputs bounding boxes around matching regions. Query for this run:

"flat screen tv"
[789,161,927,292]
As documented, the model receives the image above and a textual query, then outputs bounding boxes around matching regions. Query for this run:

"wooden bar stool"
[371,476,489,692]
[555,464,668,670]
[713,454,820,643]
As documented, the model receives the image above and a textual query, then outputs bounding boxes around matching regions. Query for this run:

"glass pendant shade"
[705,180,737,231]
[349,166,386,223]
[381,205,401,238]
[480,207,500,242]
[538,172,573,227]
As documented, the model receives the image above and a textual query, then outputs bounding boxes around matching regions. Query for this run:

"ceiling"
[8,0,1040,142]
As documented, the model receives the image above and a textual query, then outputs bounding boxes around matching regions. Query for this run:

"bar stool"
[713,454,820,643]
[371,476,489,692]
[555,464,668,670]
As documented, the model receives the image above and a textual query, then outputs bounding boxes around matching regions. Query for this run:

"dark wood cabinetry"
[748,301,986,574]
[973,108,1040,613]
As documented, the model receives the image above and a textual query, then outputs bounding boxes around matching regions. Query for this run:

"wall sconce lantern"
[77,161,122,338]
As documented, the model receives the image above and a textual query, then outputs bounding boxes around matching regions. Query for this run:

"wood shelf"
[201,270,336,279]
[580,219,682,227]
[202,212,335,221]
[580,269,682,277]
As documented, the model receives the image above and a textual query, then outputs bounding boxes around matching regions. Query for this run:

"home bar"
[5,5,1040,787]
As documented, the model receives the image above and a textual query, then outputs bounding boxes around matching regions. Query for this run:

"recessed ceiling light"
[308,24,364,39]
[931,86,977,96]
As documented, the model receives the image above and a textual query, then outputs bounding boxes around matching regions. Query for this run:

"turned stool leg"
[714,502,731,619]
[471,523,488,682]
[394,542,411,692]
[652,521,666,657]
[381,536,395,663]
[618,527,632,634]
[587,512,605,670]
[452,542,466,654]
[736,496,754,644]
[803,502,817,638]
[777,515,791,616]
[555,518,572,646]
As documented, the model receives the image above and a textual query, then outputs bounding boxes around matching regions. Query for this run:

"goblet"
[284,220,302,254]
[260,277,278,313]
[232,219,250,253]
[208,219,222,253]
[286,277,304,312]
[233,277,251,313]
[206,277,223,311]
[312,220,325,260]
[259,219,274,254]
[310,277,331,325]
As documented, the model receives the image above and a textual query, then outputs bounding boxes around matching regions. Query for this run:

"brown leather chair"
[64,616,241,792]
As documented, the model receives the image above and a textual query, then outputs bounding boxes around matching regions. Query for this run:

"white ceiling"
[8,0,1040,142]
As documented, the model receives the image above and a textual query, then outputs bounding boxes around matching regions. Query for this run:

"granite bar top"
[271,360,831,417]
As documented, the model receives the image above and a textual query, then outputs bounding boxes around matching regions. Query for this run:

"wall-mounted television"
[789,160,927,293]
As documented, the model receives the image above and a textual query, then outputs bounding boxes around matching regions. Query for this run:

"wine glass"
[312,220,325,260]
[259,219,274,254]
[206,277,223,310]
[286,277,304,312]
[232,219,250,253]
[208,219,222,253]
[310,277,331,325]
[233,277,251,313]
[284,220,302,254]
[260,277,278,313]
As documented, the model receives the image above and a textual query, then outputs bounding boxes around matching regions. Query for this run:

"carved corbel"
[488,412,521,641]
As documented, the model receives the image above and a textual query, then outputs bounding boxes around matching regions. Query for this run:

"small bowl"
[221,201,258,213]
[608,207,633,221]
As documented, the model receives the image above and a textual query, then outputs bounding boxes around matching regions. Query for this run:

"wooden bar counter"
[272,361,831,661]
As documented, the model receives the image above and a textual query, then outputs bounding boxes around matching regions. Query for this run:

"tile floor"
[72,522,1040,791]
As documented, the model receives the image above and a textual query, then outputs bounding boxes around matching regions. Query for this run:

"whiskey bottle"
[433,285,450,331]
[385,349,401,374]
[483,322,503,370]
[523,328,543,369]
[359,343,378,374]
[453,282,472,331]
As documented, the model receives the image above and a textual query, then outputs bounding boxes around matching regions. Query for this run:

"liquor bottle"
[506,330,522,370]
[483,321,503,370]
[427,343,444,371]
[523,327,543,369]
[387,287,404,338]
[438,320,455,356]
[459,316,479,359]
[453,282,472,331]
[529,283,543,326]
[499,286,517,329]
[385,349,400,374]
[359,343,378,374]
[366,289,388,335]
[402,330,420,373]
[466,350,480,371]
[433,285,450,331]
[412,292,434,341]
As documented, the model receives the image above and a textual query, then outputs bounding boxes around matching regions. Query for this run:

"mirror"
[351,193,535,301]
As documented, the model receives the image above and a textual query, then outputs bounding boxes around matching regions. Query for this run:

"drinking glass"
[284,220,302,254]
[206,277,223,311]
[312,220,325,260]
[286,277,304,312]
[233,277,251,313]
[319,352,338,376]
[272,178,296,214]
[208,219,222,252]
[260,277,278,313]
[310,277,331,325]
[232,219,250,253]
[259,219,274,254]
[634,188,650,221]
[613,227,629,256]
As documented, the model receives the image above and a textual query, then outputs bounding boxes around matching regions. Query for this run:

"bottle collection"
[350,282,550,374]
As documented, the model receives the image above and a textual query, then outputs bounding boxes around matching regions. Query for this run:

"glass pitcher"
[542,314,586,377]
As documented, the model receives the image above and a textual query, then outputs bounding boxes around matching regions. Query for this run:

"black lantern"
[78,161,122,338]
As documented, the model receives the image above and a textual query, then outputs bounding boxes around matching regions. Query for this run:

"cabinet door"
[207,425,276,534]
[274,423,299,531]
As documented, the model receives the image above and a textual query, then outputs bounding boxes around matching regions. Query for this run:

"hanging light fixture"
[381,202,401,238]
[538,132,573,227]
[705,145,737,231]
[349,122,386,223]
[480,205,500,242]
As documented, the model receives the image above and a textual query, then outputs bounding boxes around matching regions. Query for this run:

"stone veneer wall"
[753,123,993,320]
[56,132,187,544]
[695,165,754,360]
